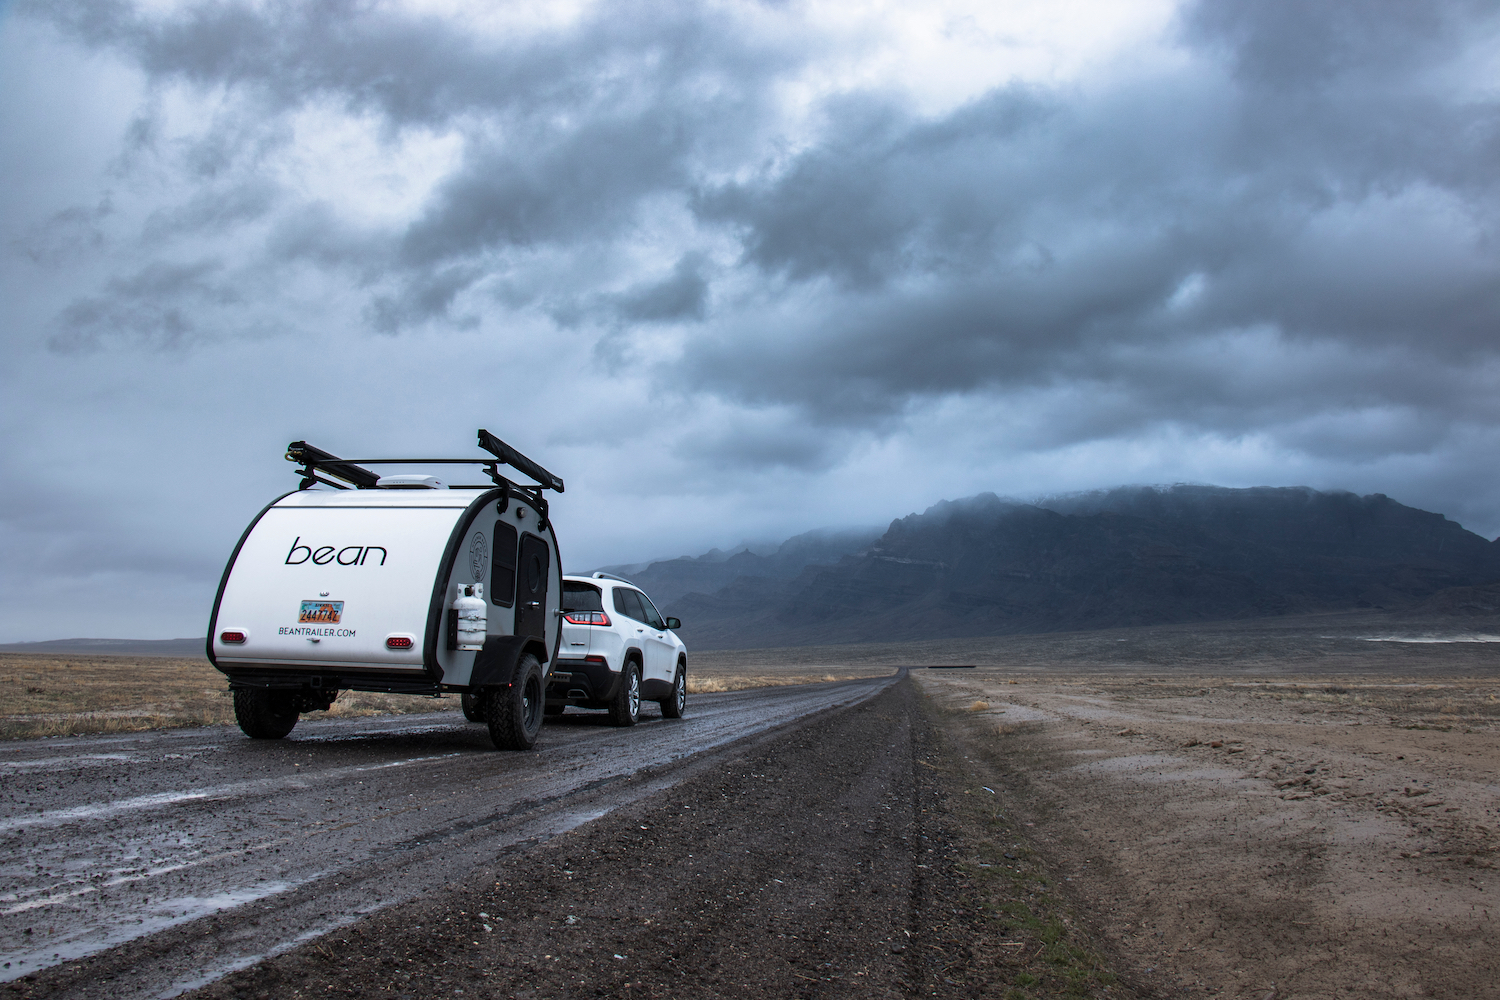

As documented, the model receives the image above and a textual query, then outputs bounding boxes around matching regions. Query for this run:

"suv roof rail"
[591,572,636,585]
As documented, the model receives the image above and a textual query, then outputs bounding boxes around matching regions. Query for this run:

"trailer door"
[514,533,550,640]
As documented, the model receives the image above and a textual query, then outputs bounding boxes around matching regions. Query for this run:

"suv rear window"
[562,581,603,612]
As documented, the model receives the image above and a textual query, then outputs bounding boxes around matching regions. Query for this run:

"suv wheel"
[609,661,641,727]
[460,692,485,723]
[659,664,686,719]
[485,653,545,750]
[233,688,299,739]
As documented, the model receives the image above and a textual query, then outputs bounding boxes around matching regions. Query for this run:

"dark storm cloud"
[677,0,1500,430]
[17,0,1500,446]
[24,0,799,330]
[612,254,710,324]
[52,258,236,351]
[1182,0,1480,88]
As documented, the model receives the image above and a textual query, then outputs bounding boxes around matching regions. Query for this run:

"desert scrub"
[0,653,458,738]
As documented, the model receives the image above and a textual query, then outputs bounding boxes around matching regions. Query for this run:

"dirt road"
[9,619,1498,1000]
[171,676,1126,1000]
[0,678,892,999]
[917,668,1500,998]
[4,675,1134,1000]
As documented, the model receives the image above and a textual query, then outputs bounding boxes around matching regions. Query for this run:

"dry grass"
[0,653,458,740]
[686,671,885,694]
[0,652,896,739]
[687,609,1500,676]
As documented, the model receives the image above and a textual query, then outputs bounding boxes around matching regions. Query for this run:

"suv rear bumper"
[547,656,618,704]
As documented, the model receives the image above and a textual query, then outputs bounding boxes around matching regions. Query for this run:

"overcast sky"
[3,0,1499,641]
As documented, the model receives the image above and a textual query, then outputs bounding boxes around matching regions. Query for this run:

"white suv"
[548,573,688,725]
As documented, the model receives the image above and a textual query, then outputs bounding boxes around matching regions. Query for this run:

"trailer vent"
[220,630,247,644]
[385,635,415,650]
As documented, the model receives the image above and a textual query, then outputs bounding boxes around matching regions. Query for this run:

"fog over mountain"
[587,527,884,607]
[667,486,1500,649]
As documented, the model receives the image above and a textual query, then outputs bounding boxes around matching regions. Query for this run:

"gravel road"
[0,676,894,999]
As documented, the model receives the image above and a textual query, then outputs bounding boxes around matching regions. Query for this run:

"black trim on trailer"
[206,491,297,671]
[422,487,507,680]
[470,634,549,689]
[227,670,439,696]
[547,524,565,666]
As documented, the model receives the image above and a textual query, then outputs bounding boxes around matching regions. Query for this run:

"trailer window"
[562,581,603,612]
[491,520,518,607]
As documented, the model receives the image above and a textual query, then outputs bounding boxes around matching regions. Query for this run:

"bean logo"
[469,532,489,582]
[285,537,387,566]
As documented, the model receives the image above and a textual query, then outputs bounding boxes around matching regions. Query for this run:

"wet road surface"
[0,676,894,998]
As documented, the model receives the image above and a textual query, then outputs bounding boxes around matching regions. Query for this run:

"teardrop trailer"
[207,430,569,750]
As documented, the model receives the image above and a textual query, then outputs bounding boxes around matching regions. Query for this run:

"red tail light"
[386,636,414,649]
[562,610,610,626]
[220,630,246,644]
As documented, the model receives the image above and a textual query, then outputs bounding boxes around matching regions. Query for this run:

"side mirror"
[664,617,681,630]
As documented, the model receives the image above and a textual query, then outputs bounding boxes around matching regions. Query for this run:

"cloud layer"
[3,0,1499,639]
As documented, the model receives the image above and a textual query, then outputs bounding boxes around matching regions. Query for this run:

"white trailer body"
[207,433,565,749]
[211,489,559,683]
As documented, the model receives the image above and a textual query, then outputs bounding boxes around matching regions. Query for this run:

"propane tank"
[453,583,487,651]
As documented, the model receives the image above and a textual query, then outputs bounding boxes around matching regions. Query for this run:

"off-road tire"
[609,661,641,728]
[233,688,299,740]
[460,692,485,723]
[659,664,686,719]
[485,654,545,751]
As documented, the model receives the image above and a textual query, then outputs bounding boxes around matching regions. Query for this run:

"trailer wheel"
[233,688,299,740]
[659,664,686,719]
[485,654,544,750]
[460,693,486,723]
[608,661,641,728]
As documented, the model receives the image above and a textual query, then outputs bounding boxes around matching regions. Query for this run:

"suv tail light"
[562,610,610,626]
[220,630,246,644]
[386,635,414,649]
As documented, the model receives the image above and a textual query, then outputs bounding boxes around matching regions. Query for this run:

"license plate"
[299,600,344,624]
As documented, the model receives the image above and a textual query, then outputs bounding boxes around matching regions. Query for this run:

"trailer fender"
[471,635,549,689]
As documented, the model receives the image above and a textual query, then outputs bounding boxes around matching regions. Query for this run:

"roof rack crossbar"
[283,432,563,501]
[477,429,565,492]
[285,441,380,490]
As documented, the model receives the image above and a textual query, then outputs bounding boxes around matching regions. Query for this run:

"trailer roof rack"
[285,431,565,501]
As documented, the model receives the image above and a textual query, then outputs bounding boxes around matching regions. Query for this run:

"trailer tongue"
[208,431,565,750]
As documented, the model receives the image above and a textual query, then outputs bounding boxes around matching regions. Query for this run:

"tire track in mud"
[154,677,1127,1000]
[0,679,893,999]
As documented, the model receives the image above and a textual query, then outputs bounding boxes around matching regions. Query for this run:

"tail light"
[562,610,610,626]
[220,630,246,644]
[386,635,414,649]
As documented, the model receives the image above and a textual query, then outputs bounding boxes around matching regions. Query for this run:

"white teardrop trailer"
[208,431,565,750]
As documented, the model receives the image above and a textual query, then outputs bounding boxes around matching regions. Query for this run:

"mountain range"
[616,486,1500,650]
